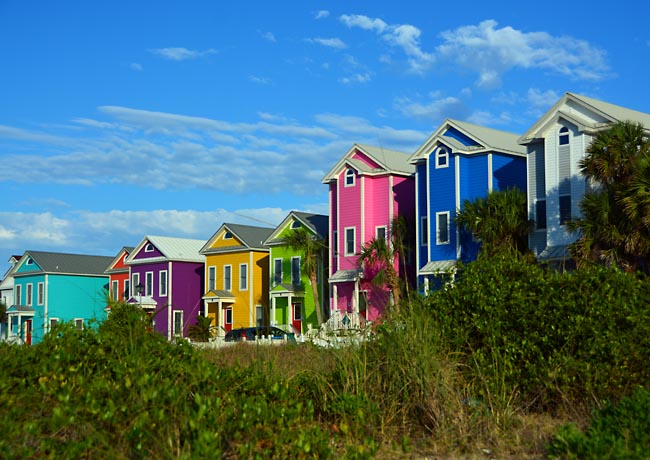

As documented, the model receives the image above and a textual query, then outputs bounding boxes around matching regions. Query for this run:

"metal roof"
[17,251,114,276]
[322,143,414,183]
[329,269,363,283]
[419,260,457,274]
[264,211,329,245]
[201,223,274,254]
[128,236,206,263]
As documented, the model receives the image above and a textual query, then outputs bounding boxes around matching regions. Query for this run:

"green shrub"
[548,386,650,459]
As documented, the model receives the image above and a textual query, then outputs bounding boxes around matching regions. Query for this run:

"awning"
[202,289,236,301]
[538,245,570,261]
[328,269,363,283]
[419,260,457,275]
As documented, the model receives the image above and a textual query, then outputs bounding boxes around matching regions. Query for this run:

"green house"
[263,211,328,336]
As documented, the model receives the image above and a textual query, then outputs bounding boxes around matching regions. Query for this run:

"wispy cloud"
[393,93,469,121]
[149,47,217,61]
[340,14,434,73]
[307,37,347,49]
[339,72,372,84]
[436,20,610,88]
[130,62,143,71]
[249,75,272,85]
[315,10,330,20]
[261,31,276,43]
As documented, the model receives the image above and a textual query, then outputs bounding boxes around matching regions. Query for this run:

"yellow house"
[199,223,273,336]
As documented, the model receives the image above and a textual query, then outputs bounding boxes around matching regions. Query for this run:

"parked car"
[224,326,296,343]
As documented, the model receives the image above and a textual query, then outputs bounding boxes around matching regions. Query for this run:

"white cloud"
[307,37,347,49]
[339,72,372,84]
[436,20,610,88]
[0,213,72,247]
[261,31,276,42]
[339,14,434,73]
[249,75,271,85]
[130,62,143,71]
[149,47,217,61]
[394,94,469,121]
[315,10,330,20]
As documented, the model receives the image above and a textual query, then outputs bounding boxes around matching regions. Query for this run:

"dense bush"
[548,386,650,459]
[426,252,650,411]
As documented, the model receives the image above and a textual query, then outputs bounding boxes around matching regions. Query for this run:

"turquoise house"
[7,251,113,345]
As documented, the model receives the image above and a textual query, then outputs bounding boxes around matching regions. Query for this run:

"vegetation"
[188,314,215,342]
[455,188,533,257]
[282,226,327,325]
[569,120,650,272]
[1,254,650,459]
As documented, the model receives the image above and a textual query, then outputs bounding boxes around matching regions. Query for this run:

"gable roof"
[15,251,114,276]
[410,118,526,163]
[200,223,274,254]
[322,143,414,183]
[104,246,135,274]
[519,92,650,144]
[263,211,328,245]
[126,236,205,264]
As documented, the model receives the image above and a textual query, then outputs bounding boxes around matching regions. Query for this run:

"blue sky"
[1,0,649,266]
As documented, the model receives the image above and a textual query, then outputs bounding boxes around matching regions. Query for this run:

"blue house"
[7,251,113,344]
[408,119,527,292]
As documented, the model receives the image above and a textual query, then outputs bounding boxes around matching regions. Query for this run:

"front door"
[25,319,32,345]
[292,302,302,335]
[224,308,233,332]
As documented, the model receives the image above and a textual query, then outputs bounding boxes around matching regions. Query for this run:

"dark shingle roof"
[21,251,114,276]
[225,223,274,249]
[291,212,328,239]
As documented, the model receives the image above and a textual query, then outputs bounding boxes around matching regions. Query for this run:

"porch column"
[271,296,276,326]
[217,300,223,337]
[353,280,360,327]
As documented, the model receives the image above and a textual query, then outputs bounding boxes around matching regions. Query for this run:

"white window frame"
[15,284,22,305]
[375,226,387,241]
[344,168,355,187]
[436,211,450,245]
[436,147,449,168]
[111,280,119,301]
[293,302,302,321]
[75,318,84,330]
[173,310,183,337]
[49,318,59,331]
[208,266,216,291]
[291,256,301,285]
[132,273,140,297]
[26,283,33,306]
[256,305,264,327]
[145,271,154,296]
[124,279,130,300]
[223,231,233,240]
[291,220,301,229]
[239,263,248,291]
[144,243,154,252]
[273,258,282,285]
[37,282,44,305]
[225,308,233,324]
[224,265,232,291]
[159,270,168,297]
[26,257,34,265]
[344,227,356,256]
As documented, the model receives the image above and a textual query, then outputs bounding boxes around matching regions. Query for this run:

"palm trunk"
[309,270,323,325]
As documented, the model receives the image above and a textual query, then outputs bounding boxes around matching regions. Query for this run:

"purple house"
[125,235,205,340]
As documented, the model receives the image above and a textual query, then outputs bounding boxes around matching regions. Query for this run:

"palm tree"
[282,226,326,325]
[188,315,215,342]
[569,120,650,271]
[455,188,533,257]
[358,233,402,310]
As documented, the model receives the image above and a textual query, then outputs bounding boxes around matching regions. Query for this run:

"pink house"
[322,144,415,327]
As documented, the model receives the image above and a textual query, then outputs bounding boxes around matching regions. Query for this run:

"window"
[559,126,570,146]
[273,259,282,285]
[239,264,248,290]
[49,318,59,331]
[173,311,183,336]
[15,284,22,305]
[291,220,301,229]
[145,272,154,296]
[256,305,264,327]
[291,257,301,285]
[144,243,154,252]
[224,265,232,291]
[26,284,33,306]
[436,147,449,168]
[376,226,387,241]
[111,280,119,301]
[436,212,450,244]
[345,227,356,255]
[132,273,140,297]
[536,200,547,230]
[333,230,338,254]
[225,308,233,324]
[345,168,356,186]
[559,195,572,225]
[124,280,130,300]
[37,282,44,305]
[223,231,233,240]
[75,319,84,330]
[208,266,216,291]
[421,216,428,246]
[293,302,302,321]
[159,270,168,297]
